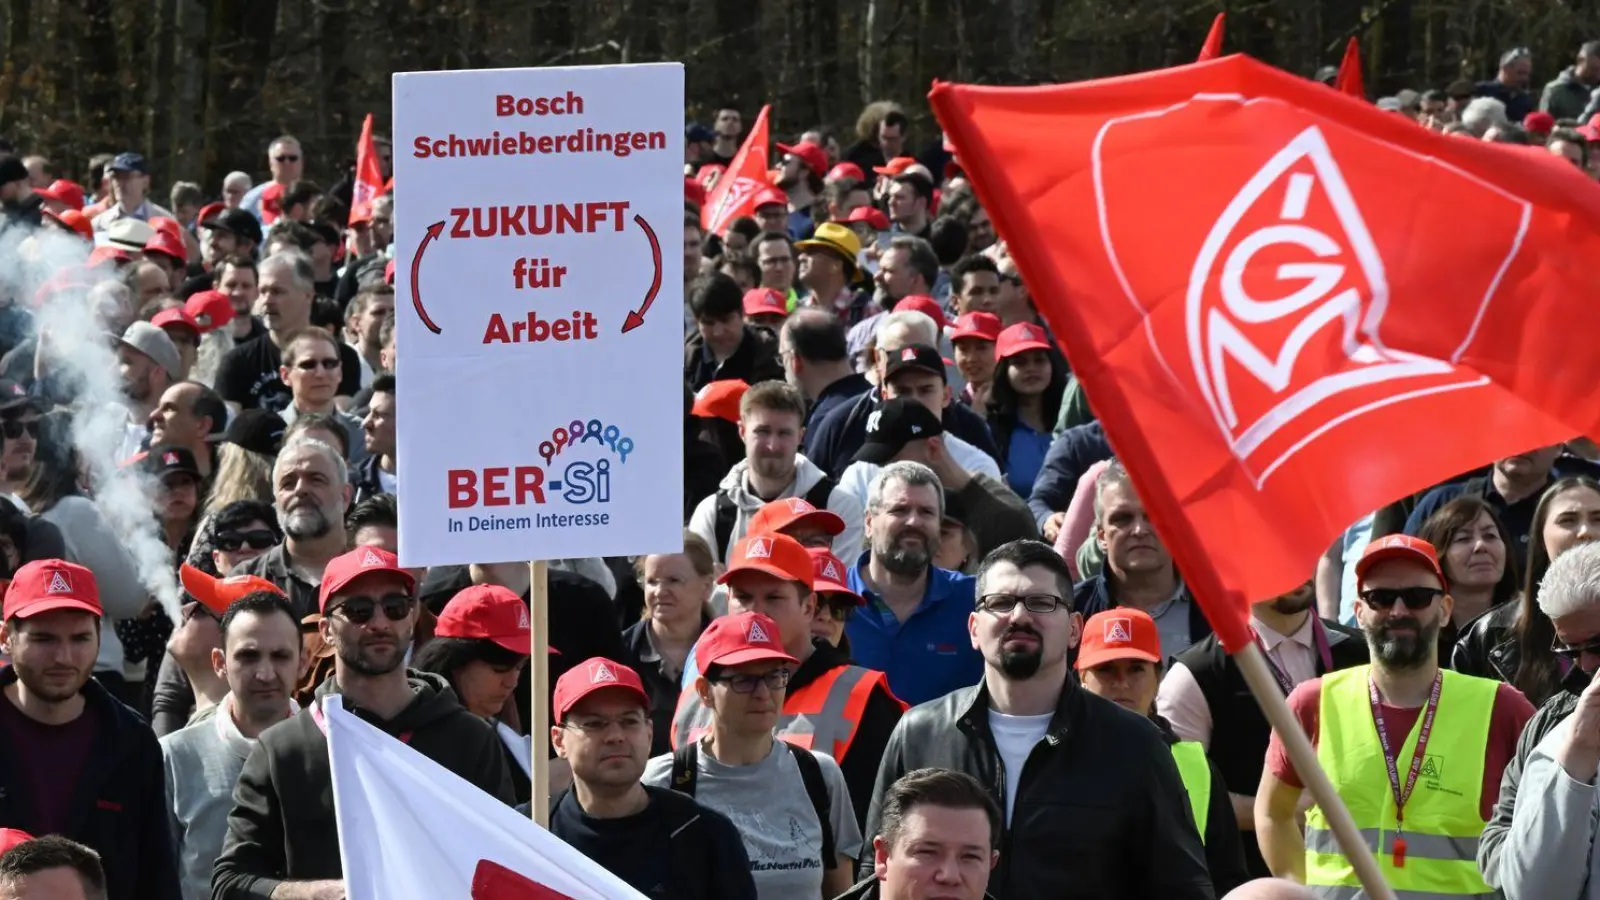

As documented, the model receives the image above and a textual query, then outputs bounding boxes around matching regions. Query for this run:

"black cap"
[109,152,148,174]
[223,409,287,457]
[144,445,201,481]
[883,344,947,384]
[851,399,943,465]
[201,207,264,247]
[0,379,37,413]
[0,155,26,186]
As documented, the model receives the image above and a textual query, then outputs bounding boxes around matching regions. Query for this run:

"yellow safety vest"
[1305,666,1497,899]
[1170,740,1210,845]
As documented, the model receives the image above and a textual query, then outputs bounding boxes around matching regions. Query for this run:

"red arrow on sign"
[621,213,663,334]
[410,221,445,335]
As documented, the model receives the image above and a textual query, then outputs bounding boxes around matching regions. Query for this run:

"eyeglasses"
[328,593,413,624]
[1552,635,1600,661]
[713,669,792,693]
[1,419,40,440]
[976,593,1071,615]
[294,358,341,372]
[1358,587,1444,611]
[817,601,855,622]
[215,529,278,552]
[274,155,300,163]
[561,714,649,734]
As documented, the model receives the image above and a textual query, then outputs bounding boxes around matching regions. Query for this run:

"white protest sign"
[393,63,684,567]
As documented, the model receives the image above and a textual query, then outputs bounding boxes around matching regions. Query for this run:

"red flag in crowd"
[701,105,772,236]
[931,55,1600,651]
[1197,13,1226,62]
[1335,37,1365,99]
[350,113,386,224]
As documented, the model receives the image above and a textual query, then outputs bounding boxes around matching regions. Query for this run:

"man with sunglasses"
[239,136,304,226]
[550,657,756,900]
[861,539,1212,900]
[274,329,364,464]
[213,546,514,900]
[1257,535,1533,896]
[0,379,41,512]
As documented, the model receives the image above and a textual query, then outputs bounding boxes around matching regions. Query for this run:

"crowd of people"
[1,40,1600,900]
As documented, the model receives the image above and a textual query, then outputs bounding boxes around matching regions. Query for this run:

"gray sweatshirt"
[161,695,259,900]
[1501,715,1599,900]
[40,495,147,674]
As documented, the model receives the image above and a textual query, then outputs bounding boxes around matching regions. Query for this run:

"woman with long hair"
[621,532,716,756]
[1417,496,1520,662]
[201,443,274,518]
[985,323,1067,498]
[1454,476,1600,704]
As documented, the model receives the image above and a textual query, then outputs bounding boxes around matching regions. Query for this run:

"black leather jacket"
[860,675,1215,900]
[1452,602,1522,686]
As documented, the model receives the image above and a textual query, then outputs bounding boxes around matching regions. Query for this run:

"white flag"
[325,696,649,900]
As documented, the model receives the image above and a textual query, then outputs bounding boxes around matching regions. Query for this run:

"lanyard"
[1367,672,1442,868]
[1251,616,1334,695]
[309,701,414,745]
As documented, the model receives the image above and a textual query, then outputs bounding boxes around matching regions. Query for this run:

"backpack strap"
[670,740,699,798]
[713,492,737,561]
[802,475,838,512]
[784,742,837,869]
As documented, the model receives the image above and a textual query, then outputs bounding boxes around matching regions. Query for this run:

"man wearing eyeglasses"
[550,657,756,900]
[213,546,514,900]
[1256,534,1534,896]
[862,538,1212,900]
[239,136,304,226]
[0,379,41,512]
[274,330,365,464]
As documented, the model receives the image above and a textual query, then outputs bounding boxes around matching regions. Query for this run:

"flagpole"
[1234,643,1396,900]
[529,560,550,827]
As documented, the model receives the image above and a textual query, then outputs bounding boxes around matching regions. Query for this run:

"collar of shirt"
[846,551,966,623]
[1251,610,1315,652]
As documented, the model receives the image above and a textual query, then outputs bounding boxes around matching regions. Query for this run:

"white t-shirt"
[988,709,1052,824]
[643,739,863,900]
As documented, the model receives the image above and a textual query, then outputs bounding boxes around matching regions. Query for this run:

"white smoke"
[1,218,182,622]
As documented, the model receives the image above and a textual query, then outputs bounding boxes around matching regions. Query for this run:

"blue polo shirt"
[844,555,981,707]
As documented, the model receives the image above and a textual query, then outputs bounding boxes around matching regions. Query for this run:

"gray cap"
[120,321,182,380]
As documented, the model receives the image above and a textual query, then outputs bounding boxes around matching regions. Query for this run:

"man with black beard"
[1256,535,1533,894]
[213,547,514,899]
[843,461,980,706]
[861,540,1214,900]
[1158,580,1368,878]
[230,437,350,621]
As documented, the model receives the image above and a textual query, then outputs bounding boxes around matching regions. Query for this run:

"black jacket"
[684,324,784,392]
[211,672,516,899]
[791,638,906,830]
[861,675,1214,900]
[1451,601,1519,685]
[0,668,180,900]
[834,879,995,900]
[348,453,388,508]
[805,386,1003,480]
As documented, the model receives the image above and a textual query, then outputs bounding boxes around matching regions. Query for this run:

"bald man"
[1222,879,1316,900]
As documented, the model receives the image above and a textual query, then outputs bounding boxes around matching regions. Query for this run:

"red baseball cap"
[747,496,846,539]
[1355,534,1447,590]
[873,156,920,177]
[691,379,748,424]
[893,294,946,330]
[195,202,225,227]
[995,322,1053,360]
[179,564,286,616]
[1523,111,1556,136]
[436,584,532,655]
[552,657,650,724]
[144,230,188,266]
[753,186,789,210]
[718,533,815,588]
[3,560,102,620]
[1077,608,1162,671]
[34,179,85,210]
[742,287,787,317]
[777,141,829,180]
[184,290,235,332]
[684,177,707,209]
[844,206,890,231]
[260,183,284,225]
[809,548,863,605]
[44,208,94,241]
[693,612,798,669]
[0,829,33,855]
[318,547,416,613]
[826,162,867,184]
[951,311,1002,343]
[152,307,201,337]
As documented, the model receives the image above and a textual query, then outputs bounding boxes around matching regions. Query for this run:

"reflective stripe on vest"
[1170,740,1210,845]
[669,664,901,760]
[1304,665,1497,899]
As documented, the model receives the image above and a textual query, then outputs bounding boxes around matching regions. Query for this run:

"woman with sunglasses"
[1455,477,1600,705]
[1417,496,1520,663]
[621,534,715,756]
[413,584,534,803]
[985,323,1068,498]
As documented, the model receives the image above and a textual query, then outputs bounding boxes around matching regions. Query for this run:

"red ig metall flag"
[701,105,771,236]
[931,55,1600,650]
[350,113,386,225]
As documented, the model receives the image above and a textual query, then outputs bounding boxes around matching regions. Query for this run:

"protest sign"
[392,63,685,567]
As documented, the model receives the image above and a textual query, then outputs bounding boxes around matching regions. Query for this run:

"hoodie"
[1541,67,1596,121]
[688,454,864,564]
[211,671,515,900]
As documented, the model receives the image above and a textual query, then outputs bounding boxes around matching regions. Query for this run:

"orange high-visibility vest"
[670,664,904,760]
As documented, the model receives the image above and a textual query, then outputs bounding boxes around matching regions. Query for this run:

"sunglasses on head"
[329,593,413,625]
[1359,586,1443,611]
[215,529,277,552]
[1552,634,1600,661]
[294,358,341,372]
[1,419,40,440]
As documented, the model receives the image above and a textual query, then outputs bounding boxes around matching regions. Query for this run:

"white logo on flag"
[1104,617,1133,643]
[515,605,530,630]
[590,662,617,683]
[747,620,773,644]
[360,549,385,567]
[822,560,841,581]
[46,571,71,594]
[746,537,773,559]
